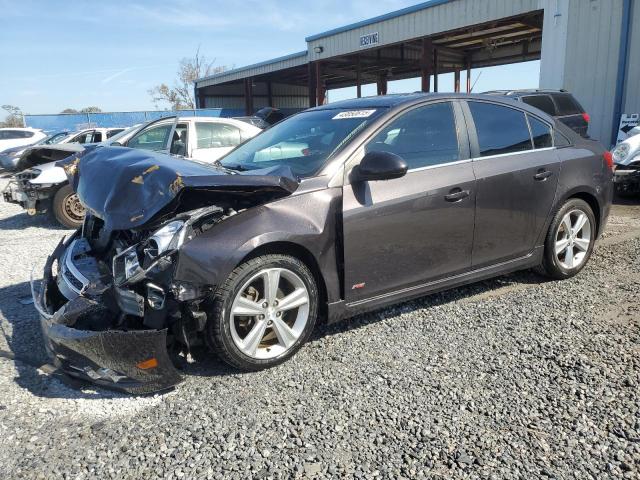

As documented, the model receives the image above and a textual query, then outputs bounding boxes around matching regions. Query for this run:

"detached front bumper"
[31,237,182,394]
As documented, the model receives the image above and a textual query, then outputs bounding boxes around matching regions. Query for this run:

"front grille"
[63,267,84,291]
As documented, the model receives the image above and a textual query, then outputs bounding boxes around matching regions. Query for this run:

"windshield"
[39,132,68,145]
[219,108,387,177]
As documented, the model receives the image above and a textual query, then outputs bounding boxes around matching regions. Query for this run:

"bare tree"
[149,47,226,110]
[1,105,24,128]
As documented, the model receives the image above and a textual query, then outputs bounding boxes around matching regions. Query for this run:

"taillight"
[582,112,590,123]
[603,151,614,170]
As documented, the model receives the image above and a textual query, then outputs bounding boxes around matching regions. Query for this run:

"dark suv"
[485,89,590,138]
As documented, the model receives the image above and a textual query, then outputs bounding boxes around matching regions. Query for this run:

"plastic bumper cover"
[31,238,182,394]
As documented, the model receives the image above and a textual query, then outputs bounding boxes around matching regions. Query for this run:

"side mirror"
[351,150,408,182]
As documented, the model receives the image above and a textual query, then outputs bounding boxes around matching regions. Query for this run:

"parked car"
[2,125,140,228]
[1,127,126,172]
[4,117,261,228]
[32,93,613,393]
[0,131,69,170]
[484,89,590,138]
[0,127,47,153]
[116,116,262,162]
[613,127,640,196]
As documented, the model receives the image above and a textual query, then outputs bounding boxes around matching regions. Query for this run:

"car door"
[342,100,476,302]
[126,120,176,152]
[463,101,560,268]
[191,121,243,162]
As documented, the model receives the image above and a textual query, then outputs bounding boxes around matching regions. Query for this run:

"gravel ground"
[0,174,639,479]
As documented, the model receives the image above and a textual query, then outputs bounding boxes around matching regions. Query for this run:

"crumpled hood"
[59,146,299,230]
[15,143,85,171]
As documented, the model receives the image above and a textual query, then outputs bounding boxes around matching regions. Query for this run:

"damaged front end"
[32,147,299,393]
[3,168,54,215]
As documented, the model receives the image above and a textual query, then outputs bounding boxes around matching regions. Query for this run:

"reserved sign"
[359,32,379,48]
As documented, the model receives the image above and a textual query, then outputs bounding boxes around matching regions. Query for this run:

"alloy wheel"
[230,267,310,359]
[554,209,592,269]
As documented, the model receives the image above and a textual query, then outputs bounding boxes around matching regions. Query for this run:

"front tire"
[206,254,318,371]
[537,198,596,279]
[52,184,85,229]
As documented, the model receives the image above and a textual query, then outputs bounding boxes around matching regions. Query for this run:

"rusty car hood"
[59,146,299,230]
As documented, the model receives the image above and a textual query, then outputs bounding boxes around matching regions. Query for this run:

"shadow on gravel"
[310,269,547,342]
[0,280,137,400]
[0,210,69,231]
[0,269,546,397]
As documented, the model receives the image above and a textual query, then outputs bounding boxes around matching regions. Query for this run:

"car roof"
[482,89,572,97]
[309,92,556,121]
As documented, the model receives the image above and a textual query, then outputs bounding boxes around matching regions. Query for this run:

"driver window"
[366,102,460,170]
[128,123,173,151]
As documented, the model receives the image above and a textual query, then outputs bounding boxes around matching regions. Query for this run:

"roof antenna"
[470,71,483,92]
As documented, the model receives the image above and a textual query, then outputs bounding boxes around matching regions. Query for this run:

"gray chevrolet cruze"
[34,93,613,393]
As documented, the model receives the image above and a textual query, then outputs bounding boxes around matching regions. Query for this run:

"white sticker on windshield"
[333,109,376,120]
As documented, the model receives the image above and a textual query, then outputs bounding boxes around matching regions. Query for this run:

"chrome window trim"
[471,146,555,162]
[406,158,472,173]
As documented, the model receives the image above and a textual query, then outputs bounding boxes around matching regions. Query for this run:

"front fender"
[173,188,343,303]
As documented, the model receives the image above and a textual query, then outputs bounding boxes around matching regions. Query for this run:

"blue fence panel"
[25,108,246,134]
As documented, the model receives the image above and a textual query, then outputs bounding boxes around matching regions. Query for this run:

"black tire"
[206,254,318,371]
[537,198,596,280]
[52,184,85,229]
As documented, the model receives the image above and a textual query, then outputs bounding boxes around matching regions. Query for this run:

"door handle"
[444,188,470,202]
[533,169,553,181]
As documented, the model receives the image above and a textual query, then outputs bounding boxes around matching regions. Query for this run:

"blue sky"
[0,0,540,114]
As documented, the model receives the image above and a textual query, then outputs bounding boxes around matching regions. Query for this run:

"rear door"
[342,100,476,301]
[191,121,244,162]
[464,101,560,268]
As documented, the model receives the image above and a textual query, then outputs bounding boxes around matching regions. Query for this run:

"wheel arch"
[565,190,602,237]
[240,241,329,322]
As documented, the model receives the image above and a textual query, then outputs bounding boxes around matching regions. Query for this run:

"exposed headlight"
[124,249,141,279]
[613,143,630,162]
[147,220,186,257]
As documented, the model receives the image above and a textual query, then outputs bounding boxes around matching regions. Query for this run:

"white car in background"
[1,127,126,171]
[119,116,262,163]
[0,127,47,153]
[3,117,261,228]
[613,126,640,197]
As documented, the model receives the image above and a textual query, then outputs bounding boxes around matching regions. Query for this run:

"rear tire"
[52,184,85,229]
[206,254,318,371]
[537,198,596,279]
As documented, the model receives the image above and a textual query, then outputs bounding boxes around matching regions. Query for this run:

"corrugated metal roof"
[304,0,453,42]
[195,50,307,87]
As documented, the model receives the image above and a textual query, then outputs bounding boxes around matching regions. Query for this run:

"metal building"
[195,0,638,145]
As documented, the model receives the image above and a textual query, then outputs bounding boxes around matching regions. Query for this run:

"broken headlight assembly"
[145,220,187,258]
[113,220,188,287]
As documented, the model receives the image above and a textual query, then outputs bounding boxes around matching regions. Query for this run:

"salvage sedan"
[32,93,613,393]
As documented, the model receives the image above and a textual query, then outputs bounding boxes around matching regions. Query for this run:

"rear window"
[527,115,553,149]
[468,102,532,157]
[0,130,31,139]
[554,130,571,147]
[551,94,582,116]
[521,95,556,115]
